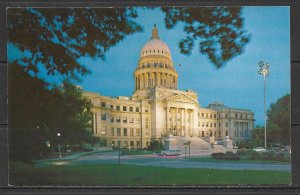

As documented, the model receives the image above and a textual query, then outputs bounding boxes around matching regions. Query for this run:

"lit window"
[111,128,114,136]
[101,126,107,135]
[129,118,134,123]
[145,122,149,128]
[101,114,106,121]
[130,141,134,147]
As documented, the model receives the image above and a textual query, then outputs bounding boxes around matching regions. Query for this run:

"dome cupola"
[140,24,172,60]
[134,25,178,93]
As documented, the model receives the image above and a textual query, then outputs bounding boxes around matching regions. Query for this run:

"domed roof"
[140,25,172,59]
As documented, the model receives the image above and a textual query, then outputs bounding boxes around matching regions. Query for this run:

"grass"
[10,162,291,186]
[187,156,290,164]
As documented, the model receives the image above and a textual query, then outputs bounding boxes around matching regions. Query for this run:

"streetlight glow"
[258,61,270,150]
[57,132,62,159]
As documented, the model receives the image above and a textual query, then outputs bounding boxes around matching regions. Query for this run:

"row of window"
[198,112,251,119]
[110,127,150,137]
[234,129,249,137]
[140,62,172,69]
[142,49,169,55]
[112,140,150,148]
[101,115,149,128]
[197,130,229,138]
[198,122,228,128]
[198,113,217,119]
[101,102,150,113]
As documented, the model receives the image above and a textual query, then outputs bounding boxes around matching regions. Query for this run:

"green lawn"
[187,156,290,164]
[10,162,291,186]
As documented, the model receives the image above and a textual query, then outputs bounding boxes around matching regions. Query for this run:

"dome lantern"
[151,24,159,39]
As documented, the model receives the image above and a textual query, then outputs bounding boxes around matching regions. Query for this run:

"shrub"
[224,151,240,160]
[250,151,291,162]
[237,149,257,156]
[211,153,225,160]
[148,140,163,150]
[211,152,240,160]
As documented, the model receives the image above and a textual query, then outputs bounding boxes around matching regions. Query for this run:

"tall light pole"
[57,132,62,160]
[258,61,270,150]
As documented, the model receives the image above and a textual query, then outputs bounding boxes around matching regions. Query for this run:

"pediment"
[166,94,198,104]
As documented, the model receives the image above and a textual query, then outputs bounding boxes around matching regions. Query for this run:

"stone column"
[175,108,178,136]
[184,109,187,136]
[191,110,194,137]
[166,106,169,135]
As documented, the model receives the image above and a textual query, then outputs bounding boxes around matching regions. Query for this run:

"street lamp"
[258,61,270,150]
[57,132,62,160]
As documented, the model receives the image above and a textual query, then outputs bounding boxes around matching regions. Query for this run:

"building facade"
[83,25,255,149]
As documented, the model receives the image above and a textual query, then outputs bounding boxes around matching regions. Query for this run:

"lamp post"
[118,141,121,165]
[57,132,62,160]
[258,61,270,150]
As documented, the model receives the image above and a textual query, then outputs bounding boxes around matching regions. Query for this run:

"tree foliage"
[267,94,290,145]
[8,8,142,81]
[161,7,250,68]
[8,7,249,80]
[250,94,290,147]
[9,62,93,163]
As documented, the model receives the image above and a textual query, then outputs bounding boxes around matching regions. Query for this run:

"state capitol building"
[83,25,255,149]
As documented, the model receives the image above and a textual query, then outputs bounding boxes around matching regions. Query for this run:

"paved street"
[40,151,291,172]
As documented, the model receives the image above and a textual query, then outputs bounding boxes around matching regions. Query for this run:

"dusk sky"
[8,6,290,125]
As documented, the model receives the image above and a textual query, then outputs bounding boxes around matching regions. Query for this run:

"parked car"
[253,147,266,152]
[160,149,182,156]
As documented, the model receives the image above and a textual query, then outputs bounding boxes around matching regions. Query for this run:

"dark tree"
[8,8,142,81]
[161,7,250,68]
[8,7,249,79]
[250,94,290,147]
[267,94,290,145]
[9,62,93,163]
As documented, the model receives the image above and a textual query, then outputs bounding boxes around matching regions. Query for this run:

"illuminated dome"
[134,25,178,93]
[140,25,172,60]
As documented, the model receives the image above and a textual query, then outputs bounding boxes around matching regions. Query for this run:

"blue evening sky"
[8,7,290,125]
